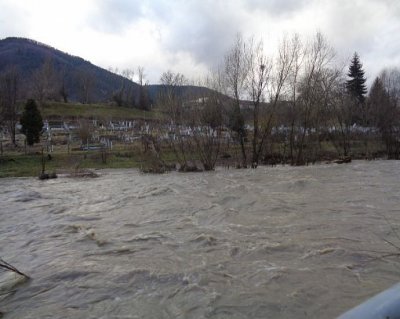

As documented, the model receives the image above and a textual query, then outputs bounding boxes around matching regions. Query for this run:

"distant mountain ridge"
[0,37,141,103]
[0,37,213,105]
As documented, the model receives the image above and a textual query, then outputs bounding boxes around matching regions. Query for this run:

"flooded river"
[1,161,400,318]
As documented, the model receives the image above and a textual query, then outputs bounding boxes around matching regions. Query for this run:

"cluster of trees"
[0,58,152,108]
[29,60,152,108]
[0,60,151,148]
[152,71,225,171]
[151,32,400,171]
[0,66,19,146]
[0,38,154,107]
[0,65,45,148]
[1,32,399,167]
[369,68,400,158]
[0,63,49,149]
[0,58,88,105]
[109,66,151,110]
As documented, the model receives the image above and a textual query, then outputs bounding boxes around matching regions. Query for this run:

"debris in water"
[0,258,30,279]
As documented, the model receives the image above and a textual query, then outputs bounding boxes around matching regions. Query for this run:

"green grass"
[0,135,388,178]
[39,101,161,121]
[0,155,46,177]
[0,143,186,177]
[0,151,143,178]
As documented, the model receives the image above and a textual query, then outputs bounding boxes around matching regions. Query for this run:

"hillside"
[40,101,160,121]
[0,37,214,105]
[0,37,140,103]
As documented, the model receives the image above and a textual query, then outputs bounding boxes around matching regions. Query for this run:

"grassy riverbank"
[0,151,143,178]
[0,147,388,178]
[0,133,389,178]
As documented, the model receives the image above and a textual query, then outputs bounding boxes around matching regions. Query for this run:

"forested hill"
[0,37,140,103]
[0,37,214,106]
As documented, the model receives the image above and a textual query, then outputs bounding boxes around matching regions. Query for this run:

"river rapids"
[1,160,400,318]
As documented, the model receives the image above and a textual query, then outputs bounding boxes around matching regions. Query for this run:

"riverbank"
[0,148,391,178]
[0,151,142,178]
[0,133,391,178]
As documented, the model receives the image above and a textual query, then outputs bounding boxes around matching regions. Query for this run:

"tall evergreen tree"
[20,99,43,146]
[346,52,367,104]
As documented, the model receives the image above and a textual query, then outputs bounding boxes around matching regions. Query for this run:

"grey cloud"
[0,3,29,38]
[151,1,246,67]
[85,0,320,70]
[64,0,400,82]
[88,0,261,69]
[313,0,400,85]
[91,0,400,79]
[322,1,397,55]
[245,0,311,16]
[89,0,145,33]
[3,0,398,84]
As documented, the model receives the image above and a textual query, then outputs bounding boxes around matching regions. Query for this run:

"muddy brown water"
[1,160,400,318]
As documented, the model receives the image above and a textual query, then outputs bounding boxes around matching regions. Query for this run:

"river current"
[1,160,400,318]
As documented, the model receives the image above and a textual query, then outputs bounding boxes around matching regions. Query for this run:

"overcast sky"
[0,0,399,85]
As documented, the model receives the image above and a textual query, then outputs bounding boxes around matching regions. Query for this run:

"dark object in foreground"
[0,258,30,317]
[333,156,352,164]
[67,169,99,178]
[337,282,400,319]
[38,172,58,180]
[178,163,203,173]
[140,162,168,174]
[0,258,30,279]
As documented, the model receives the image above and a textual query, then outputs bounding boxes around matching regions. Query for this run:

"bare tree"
[0,67,19,146]
[112,68,136,107]
[137,66,145,86]
[112,74,125,107]
[258,34,302,165]
[370,69,400,158]
[158,70,193,170]
[329,74,353,157]
[31,57,57,103]
[137,66,150,110]
[57,67,69,103]
[159,70,187,123]
[312,67,343,160]
[122,68,136,107]
[219,34,303,167]
[223,34,249,167]
[189,76,225,170]
[286,34,305,164]
[246,39,272,167]
[293,32,335,165]
[77,68,96,104]
[78,119,94,147]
